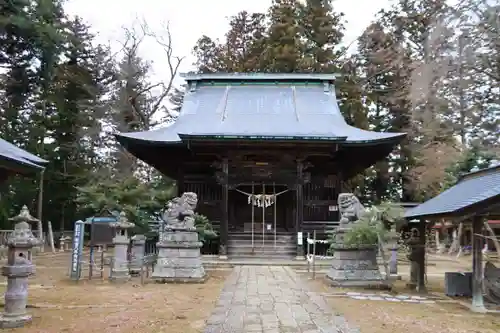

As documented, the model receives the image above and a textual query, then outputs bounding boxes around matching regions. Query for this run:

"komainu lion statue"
[338,193,366,227]
[162,192,198,229]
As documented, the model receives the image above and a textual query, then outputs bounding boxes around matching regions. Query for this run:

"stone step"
[228,233,294,241]
[228,239,295,245]
[228,245,296,253]
[229,231,294,236]
[227,246,296,258]
[228,254,296,260]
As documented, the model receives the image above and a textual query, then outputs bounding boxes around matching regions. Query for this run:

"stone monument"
[129,234,146,276]
[108,212,134,283]
[152,192,206,283]
[326,194,389,288]
[0,206,40,328]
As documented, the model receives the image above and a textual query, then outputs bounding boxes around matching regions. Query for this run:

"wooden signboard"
[89,209,118,246]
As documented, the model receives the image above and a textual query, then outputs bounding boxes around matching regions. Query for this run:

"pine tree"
[298,0,345,72]
[193,11,267,73]
[365,0,460,200]
[44,17,114,229]
[0,0,38,144]
[263,0,304,72]
[0,0,66,225]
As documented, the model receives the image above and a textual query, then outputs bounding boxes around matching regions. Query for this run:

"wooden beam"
[219,158,229,259]
[296,159,304,259]
[471,215,487,312]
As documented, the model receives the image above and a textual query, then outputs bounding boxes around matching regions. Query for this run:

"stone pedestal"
[326,227,389,289]
[1,265,33,328]
[130,234,146,276]
[152,228,206,283]
[1,206,39,328]
[109,235,130,283]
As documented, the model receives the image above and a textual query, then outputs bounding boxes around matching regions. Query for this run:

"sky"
[64,0,393,85]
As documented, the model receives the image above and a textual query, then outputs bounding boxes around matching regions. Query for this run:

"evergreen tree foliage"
[0,0,498,232]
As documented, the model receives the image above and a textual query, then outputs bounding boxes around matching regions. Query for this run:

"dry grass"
[0,252,228,333]
[308,274,500,333]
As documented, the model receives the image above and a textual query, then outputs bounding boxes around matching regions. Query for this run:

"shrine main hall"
[116,73,405,258]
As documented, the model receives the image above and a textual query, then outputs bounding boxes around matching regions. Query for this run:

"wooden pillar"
[471,215,486,312]
[219,158,229,259]
[416,219,427,292]
[295,159,304,259]
[176,168,185,196]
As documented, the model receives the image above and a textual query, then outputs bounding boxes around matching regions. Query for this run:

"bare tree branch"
[140,20,185,122]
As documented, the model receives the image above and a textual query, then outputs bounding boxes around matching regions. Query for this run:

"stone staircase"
[227,231,296,259]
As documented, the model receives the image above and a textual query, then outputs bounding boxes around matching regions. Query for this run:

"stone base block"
[0,314,32,328]
[326,244,391,290]
[389,274,402,281]
[152,266,206,283]
[326,275,391,290]
[109,270,130,283]
[152,248,206,283]
[154,274,207,284]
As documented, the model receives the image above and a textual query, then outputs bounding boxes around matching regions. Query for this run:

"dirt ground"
[308,265,500,333]
[0,252,228,333]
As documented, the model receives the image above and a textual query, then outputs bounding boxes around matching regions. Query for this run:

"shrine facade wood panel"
[182,173,340,234]
[184,180,222,230]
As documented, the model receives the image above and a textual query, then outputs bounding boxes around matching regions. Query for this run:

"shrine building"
[115,73,406,259]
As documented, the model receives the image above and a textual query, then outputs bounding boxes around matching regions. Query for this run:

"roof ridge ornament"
[189,81,198,92]
[323,81,330,92]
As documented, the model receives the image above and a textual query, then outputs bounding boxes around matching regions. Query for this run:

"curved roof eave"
[0,138,48,165]
[341,132,407,146]
[0,153,46,175]
[115,130,406,147]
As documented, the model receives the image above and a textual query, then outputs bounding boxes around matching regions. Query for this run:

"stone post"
[389,247,398,275]
[129,234,146,276]
[386,225,400,278]
[0,206,39,328]
[108,212,134,283]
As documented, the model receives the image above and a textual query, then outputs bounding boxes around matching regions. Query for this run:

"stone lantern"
[8,205,40,261]
[108,212,134,283]
[0,206,40,328]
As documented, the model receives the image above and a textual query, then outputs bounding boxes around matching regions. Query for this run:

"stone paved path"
[204,266,359,333]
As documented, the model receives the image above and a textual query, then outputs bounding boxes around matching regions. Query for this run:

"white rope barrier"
[307,238,329,244]
[306,254,334,263]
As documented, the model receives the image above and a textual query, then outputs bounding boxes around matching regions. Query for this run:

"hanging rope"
[234,188,289,208]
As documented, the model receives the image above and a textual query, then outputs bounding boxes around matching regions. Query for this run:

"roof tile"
[117,84,405,143]
[405,167,500,219]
